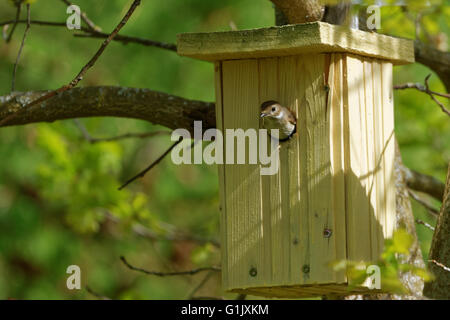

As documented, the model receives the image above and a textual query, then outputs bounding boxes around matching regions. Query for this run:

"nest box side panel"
[343,55,396,263]
[381,62,396,241]
[344,55,374,262]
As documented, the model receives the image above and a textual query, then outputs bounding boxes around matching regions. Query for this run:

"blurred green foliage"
[0,0,448,299]
[332,229,434,295]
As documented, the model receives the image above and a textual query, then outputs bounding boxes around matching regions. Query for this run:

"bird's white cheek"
[275,110,284,119]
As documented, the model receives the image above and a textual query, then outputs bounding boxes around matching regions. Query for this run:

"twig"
[187,271,215,299]
[0,19,89,31]
[104,211,220,247]
[0,0,142,127]
[132,223,220,247]
[118,136,184,190]
[59,0,100,31]
[74,32,177,52]
[394,81,450,99]
[394,74,450,117]
[73,119,171,143]
[72,119,93,141]
[424,74,450,117]
[0,20,177,52]
[415,219,435,231]
[408,190,440,217]
[5,2,21,43]
[120,256,221,277]
[429,260,450,272]
[86,286,111,300]
[11,4,31,92]
[87,131,171,143]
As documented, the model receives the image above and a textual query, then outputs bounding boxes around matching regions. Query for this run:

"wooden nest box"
[177,22,414,298]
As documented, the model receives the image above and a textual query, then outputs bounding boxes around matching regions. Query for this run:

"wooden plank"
[381,62,396,239]
[278,56,302,285]
[177,22,414,65]
[372,61,387,255]
[296,55,312,286]
[300,54,335,283]
[328,54,347,282]
[221,60,264,289]
[363,59,380,261]
[214,62,228,289]
[257,58,279,285]
[344,55,372,262]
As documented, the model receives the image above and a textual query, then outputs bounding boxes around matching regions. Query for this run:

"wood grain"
[177,22,414,65]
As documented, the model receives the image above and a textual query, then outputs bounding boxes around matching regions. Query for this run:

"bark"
[395,144,426,298]
[270,0,324,23]
[414,40,450,92]
[0,87,215,134]
[424,163,450,299]
[322,1,351,26]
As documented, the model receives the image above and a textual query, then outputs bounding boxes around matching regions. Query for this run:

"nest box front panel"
[214,52,396,297]
[216,54,348,292]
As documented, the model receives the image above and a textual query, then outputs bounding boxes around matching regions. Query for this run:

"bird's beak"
[260,113,267,118]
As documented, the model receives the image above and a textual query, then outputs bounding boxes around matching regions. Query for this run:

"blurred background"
[0,0,448,299]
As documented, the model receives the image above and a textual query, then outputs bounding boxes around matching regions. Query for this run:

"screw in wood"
[302,264,310,274]
[249,267,257,277]
[323,228,332,238]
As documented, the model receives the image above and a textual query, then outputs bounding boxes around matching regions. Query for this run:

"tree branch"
[428,259,450,273]
[0,0,142,127]
[408,190,439,217]
[403,166,446,201]
[0,20,178,52]
[414,40,450,92]
[395,74,450,117]
[120,256,221,277]
[415,219,435,231]
[74,31,177,52]
[0,86,215,134]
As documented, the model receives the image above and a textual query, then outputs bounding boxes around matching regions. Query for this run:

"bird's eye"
[271,107,276,112]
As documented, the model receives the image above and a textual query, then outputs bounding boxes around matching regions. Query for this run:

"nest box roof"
[177,22,414,65]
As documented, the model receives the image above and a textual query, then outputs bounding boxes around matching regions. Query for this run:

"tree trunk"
[424,163,450,299]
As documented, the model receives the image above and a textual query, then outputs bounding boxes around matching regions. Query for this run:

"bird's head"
[260,100,282,119]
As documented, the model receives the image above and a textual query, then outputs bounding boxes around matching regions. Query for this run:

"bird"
[260,100,297,142]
